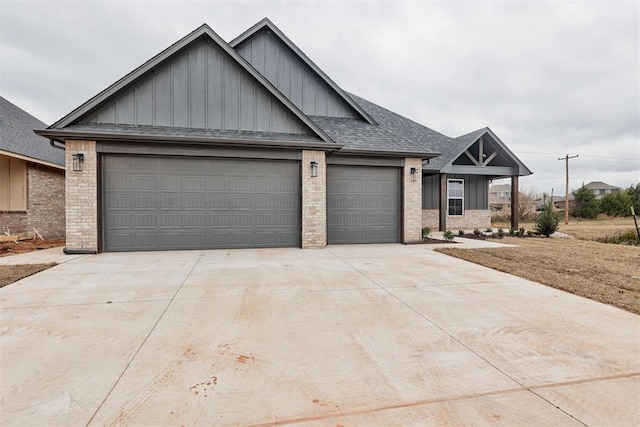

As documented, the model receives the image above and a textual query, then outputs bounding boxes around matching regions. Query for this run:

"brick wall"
[423,209,491,231]
[1,212,26,235]
[422,210,439,230]
[301,150,326,249]
[403,158,423,242]
[27,164,65,238]
[65,140,98,252]
[0,163,65,239]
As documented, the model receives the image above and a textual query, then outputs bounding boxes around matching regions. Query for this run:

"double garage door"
[103,155,300,251]
[103,155,401,251]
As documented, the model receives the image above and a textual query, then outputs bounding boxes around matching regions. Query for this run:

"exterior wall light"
[72,153,84,172]
[310,161,318,178]
[410,167,417,182]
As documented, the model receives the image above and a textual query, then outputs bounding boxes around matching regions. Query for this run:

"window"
[0,155,27,211]
[447,179,464,216]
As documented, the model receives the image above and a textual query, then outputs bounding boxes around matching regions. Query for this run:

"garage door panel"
[327,165,400,244]
[103,155,300,251]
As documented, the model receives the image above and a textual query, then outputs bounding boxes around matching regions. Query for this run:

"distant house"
[37,18,532,253]
[489,184,512,212]
[578,181,621,199]
[0,97,65,239]
[489,183,537,214]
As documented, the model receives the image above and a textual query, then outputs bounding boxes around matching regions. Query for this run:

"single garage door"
[327,165,401,244]
[103,155,300,251]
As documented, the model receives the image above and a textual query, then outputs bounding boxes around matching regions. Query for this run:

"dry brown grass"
[438,218,640,315]
[0,263,57,288]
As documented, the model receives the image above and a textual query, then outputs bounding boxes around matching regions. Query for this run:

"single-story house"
[1,96,65,239]
[36,18,531,253]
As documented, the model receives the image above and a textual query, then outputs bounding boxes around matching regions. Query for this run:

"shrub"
[422,227,431,238]
[519,227,525,237]
[509,228,516,236]
[458,229,465,236]
[535,202,560,237]
[600,192,632,217]
[485,227,493,233]
[595,230,640,246]
[572,186,599,219]
[627,183,640,214]
[473,228,481,236]
[443,230,455,241]
[497,228,504,238]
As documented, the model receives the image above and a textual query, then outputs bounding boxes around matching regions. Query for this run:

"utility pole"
[558,154,579,224]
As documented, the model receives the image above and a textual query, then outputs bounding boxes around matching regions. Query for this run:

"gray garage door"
[103,155,300,251]
[327,165,401,244]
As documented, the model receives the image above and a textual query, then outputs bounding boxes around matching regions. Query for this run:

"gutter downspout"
[50,139,65,150]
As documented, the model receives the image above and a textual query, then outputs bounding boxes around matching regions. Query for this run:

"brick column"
[403,158,423,242]
[65,140,98,253]
[301,150,326,249]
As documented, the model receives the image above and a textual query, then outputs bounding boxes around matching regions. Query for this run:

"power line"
[516,152,638,162]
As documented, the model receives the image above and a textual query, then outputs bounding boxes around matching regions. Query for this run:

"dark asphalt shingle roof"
[62,122,326,145]
[310,116,433,155]
[0,96,64,166]
[348,93,490,168]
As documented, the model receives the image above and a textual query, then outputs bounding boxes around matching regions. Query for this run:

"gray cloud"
[1,0,638,193]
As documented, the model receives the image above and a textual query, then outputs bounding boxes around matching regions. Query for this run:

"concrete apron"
[0,245,638,426]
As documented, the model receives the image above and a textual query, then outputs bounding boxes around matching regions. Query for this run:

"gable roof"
[350,93,532,176]
[41,24,335,148]
[0,96,64,168]
[230,18,377,125]
[582,181,621,191]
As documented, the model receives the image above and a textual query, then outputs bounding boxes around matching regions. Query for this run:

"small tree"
[517,184,538,221]
[572,186,599,219]
[535,202,560,236]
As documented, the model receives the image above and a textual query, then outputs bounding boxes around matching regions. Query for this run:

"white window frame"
[447,179,464,216]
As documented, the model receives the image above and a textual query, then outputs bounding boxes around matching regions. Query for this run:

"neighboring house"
[37,19,531,253]
[578,181,621,199]
[0,97,65,239]
[489,183,512,212]
[552,181,621,210]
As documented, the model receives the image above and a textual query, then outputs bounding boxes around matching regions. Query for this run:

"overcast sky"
[1,0,638,194]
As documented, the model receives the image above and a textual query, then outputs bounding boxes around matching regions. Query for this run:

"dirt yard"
[0,239,65,257]
[0,263,57,288]
[439,218,640,315]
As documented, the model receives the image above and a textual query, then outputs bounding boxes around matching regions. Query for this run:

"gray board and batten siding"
[234,28,360,120]
[422,174,489,210]
[102,155,300,251]
[83,39,313,135]
[327,165,401,244]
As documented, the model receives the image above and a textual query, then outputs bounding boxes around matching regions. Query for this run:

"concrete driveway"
[1,244,639,426]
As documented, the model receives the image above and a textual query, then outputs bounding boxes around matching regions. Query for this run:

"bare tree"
[517,184,538,221]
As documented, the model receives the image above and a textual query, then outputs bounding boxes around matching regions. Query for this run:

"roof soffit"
[48,24,334,144]
[229,18,377,125]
